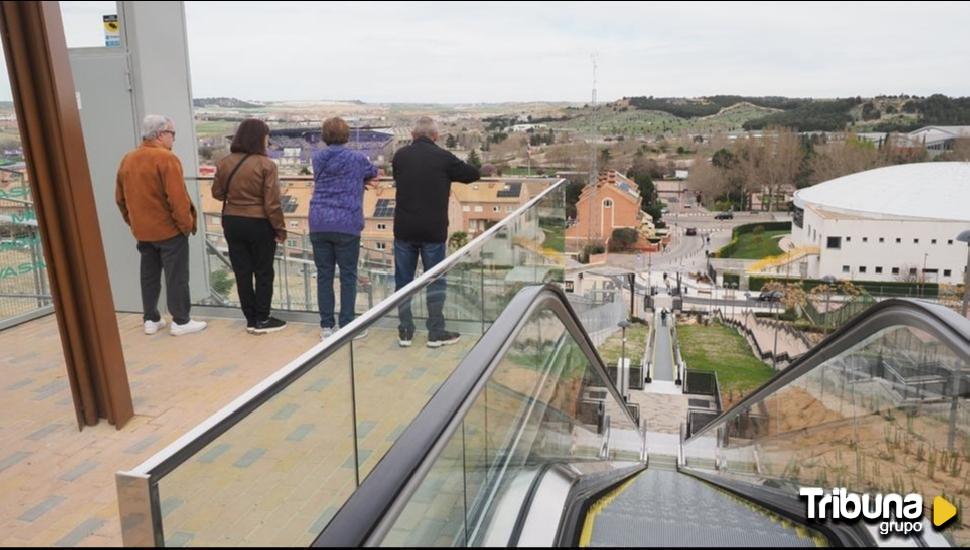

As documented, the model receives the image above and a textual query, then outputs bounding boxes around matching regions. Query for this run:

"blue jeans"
[394,240,446,333]
[311,232,360,329]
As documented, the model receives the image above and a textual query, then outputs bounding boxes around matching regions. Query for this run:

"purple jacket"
[309,145,378,235]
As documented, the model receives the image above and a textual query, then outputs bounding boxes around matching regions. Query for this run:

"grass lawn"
[597,323,648,368]
[676,322,774,399]
[542,227,564,251]
[723,230,787,259]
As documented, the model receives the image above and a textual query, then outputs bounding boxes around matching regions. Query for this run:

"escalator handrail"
[685,298,970,443]
[314,284,639,547]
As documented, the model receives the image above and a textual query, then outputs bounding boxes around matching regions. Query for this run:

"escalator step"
[585,470,820,547]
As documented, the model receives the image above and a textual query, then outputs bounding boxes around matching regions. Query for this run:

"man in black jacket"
[392,116,480,348]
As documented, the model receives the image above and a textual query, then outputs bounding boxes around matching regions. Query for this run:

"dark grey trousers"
[137,234,191,325]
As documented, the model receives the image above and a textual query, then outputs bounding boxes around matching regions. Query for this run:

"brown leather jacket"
[212,153,286,240]
[116,142,197,242]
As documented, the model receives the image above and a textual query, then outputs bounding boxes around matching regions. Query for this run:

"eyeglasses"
[161,130,176,138]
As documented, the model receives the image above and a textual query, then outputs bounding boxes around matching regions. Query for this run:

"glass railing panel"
[378,304,642,547]
[353,249,486,481]
[379,429,467,547]
[155,343,355,547]
[120,180,567,547]
[0,137,51,326]
[683,318,970,544]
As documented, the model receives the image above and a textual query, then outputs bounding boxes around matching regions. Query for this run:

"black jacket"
[392,137,480,243]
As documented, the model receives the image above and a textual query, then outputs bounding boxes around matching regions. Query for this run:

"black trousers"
[137,234,191,325]
[223,215,277,325]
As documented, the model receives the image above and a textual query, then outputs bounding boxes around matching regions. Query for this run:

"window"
[892,267,900,275]
[603,199,613,208]
[492,206,500,213]
[863,237,868,243]
[474,206,483,212]
[859,266,867,273]
[506,205,515,212]
[910,268,917,276]
[287,239,297,247]
[879,237,884,243]
[826,237,842,249]
[914,239,919,244]
[931,239,937,244]
[377,223,387,230]
[288,221,300,228]
[846,236,852,243]
[462,205,470,212]
[376,242,386,250]
[842,265,850,273]
[948,240,954,245]
[896,238,901,243]
[875,266,883,274]
[944,269,952,277]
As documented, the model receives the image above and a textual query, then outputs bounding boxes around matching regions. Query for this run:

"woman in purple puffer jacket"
[309,117,378,341]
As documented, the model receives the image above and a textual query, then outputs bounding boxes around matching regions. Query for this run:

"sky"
[2,1,970,103]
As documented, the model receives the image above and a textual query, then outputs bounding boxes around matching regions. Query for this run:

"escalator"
[314,286,969,548]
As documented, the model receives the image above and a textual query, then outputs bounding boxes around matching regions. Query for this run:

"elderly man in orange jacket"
[116,114,207,336]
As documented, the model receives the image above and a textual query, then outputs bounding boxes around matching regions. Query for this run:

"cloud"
[1,1,969,102]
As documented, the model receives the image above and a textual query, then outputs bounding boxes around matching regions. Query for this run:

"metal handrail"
[121,178,564,478]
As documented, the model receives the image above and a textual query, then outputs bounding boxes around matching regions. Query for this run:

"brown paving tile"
[0,313,321,546]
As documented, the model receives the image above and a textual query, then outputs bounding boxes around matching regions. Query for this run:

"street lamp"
[957,229,970,317]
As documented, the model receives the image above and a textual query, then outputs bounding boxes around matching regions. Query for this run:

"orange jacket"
[115,143,197,242]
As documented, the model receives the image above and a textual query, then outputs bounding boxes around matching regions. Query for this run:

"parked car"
[714,212,734,220]
[685,227,698,236]
[758,290,783,302]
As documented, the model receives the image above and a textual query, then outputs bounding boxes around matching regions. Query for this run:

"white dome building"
[791,162,970,285]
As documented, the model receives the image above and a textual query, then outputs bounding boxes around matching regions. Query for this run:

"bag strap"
[221,153,252,213]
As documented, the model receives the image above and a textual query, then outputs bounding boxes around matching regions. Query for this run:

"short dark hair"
[322,117,350,145]
[230,118,270,155]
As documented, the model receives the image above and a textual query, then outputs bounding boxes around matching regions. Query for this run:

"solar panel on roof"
[373,199,395,218]
[496,182,522,198]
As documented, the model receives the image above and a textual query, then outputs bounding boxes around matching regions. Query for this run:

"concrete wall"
[794,204,966,284]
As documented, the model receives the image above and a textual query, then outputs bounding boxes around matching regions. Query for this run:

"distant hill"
[619,94,970,132]
[193,97,264,109]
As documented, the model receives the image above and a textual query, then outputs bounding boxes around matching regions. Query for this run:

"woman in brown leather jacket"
[212,119,287,334]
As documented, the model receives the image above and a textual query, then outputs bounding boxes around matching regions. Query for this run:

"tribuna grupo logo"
[800,487,958,536]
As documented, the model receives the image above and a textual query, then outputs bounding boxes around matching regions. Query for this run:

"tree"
[761,126,804,211]
[445,133,457,149]
[299,165,311,175]
[467,149,481,170]
[448,231,469,251]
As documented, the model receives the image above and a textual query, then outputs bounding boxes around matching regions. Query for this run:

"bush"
[747,276,939,297]
[610,228,639,252]
[211,269,235,296]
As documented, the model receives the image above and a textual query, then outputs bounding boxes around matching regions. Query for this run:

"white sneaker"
[170,319,208,336]
[320,327,335,341]
[144,319,167,335]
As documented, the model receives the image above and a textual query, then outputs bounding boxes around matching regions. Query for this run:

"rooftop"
[793,161,970,222]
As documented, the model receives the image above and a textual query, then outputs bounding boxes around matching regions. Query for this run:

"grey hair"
[411,116,438,140]
[141,114,174,141]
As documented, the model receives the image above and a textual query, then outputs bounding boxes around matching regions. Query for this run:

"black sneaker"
[253,317,287,334]
[398,326,414,347]
[427,330,461,348]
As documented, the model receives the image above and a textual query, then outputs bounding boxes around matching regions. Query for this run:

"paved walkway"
[0,313,476,546]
